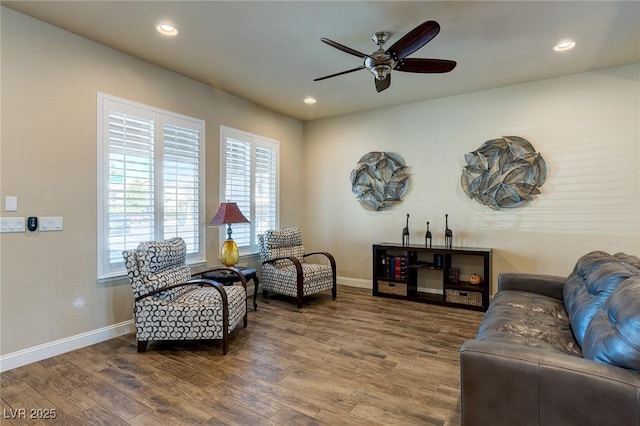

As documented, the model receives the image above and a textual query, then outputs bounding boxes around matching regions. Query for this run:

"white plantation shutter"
[98,94,205,278]
[254,144,277,241]
[162,122,201,253]
[221,126,278,254]
[224,138,251,247]
[106,110,155,267]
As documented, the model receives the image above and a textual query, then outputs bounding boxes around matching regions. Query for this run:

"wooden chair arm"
[304,251,336,272]
[304,251,337,300]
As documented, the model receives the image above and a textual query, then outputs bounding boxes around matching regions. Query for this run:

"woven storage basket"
[445,289,482,307]
[378,281,408,296]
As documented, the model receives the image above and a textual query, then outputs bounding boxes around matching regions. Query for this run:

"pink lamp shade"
[209,202,249,267]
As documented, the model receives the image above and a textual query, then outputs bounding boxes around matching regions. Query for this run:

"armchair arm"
[498,273,566,300]
[460,339,640,426]
[304,251,336,274]
[304,251,337,300]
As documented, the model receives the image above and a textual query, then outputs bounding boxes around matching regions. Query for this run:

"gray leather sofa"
[460,251,640,426]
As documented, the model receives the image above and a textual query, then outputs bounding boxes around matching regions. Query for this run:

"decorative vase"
[220,239,239,267]
[469,274,482,285]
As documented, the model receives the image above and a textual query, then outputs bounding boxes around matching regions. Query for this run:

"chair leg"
[332,264,337,300]
[137,341,148,352]
[296,266,304,308]
[222,336,228,355]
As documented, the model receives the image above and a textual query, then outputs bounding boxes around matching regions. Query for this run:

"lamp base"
[220,239,239,267]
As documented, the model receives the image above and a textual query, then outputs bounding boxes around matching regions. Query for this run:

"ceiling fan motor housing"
[365,54,395,80]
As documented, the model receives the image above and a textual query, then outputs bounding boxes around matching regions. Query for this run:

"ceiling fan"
[314,21,456,93]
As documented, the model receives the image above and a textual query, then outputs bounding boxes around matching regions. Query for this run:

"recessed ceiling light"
[553,40,577,52]
[156,23,178,36]
[304,97,317,104]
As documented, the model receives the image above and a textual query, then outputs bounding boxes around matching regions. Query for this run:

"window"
[220,126,279,255]
[97,93,205,279]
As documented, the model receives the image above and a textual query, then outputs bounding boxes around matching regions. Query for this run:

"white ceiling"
[3,1,639,121]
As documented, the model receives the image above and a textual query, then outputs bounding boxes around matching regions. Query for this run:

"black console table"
[372,243,492,311]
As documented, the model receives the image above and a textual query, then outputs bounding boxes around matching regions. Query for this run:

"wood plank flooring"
[1,285,484,425]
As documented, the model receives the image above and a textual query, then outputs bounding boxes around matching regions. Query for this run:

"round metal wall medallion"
[461,136,547,210]
[350,151,409,211]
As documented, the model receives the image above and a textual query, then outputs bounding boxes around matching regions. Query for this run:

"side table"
[201,267,259,310]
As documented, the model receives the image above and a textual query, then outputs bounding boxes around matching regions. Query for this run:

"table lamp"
[209,202,250,267]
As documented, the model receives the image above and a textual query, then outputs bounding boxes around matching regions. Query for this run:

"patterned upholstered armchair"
[123,237,247,355]
[258,227,336,308]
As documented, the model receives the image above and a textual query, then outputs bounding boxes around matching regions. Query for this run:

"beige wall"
[303,63,640,289]
[0,8,303,356]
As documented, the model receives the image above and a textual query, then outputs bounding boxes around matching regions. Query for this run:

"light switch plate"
[0,217,25,233]
[5,196,17,212]
[40,216,63,231]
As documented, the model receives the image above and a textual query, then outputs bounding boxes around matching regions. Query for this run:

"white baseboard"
[0,320,135,372]
[338,276,371,289]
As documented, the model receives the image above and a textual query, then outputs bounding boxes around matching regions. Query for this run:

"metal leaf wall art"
[350,151,410,211]
[461,136,547,210]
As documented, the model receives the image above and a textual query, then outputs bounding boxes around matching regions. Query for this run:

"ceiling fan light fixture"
[304,97,317,104]
[553,39,576,52]
[156,23,178,36]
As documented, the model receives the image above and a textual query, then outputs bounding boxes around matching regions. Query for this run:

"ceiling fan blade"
[320,38,367,58]
[375,75,391,92]
[386,21,440,61]
[314,66,366,81]
[396,58,457,73]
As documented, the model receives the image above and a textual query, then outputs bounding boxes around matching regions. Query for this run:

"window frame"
[219,125,280,256]
[97,93,206,280]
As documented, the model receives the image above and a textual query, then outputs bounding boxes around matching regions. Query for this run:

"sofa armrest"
[498,273,566,300]
[460,339,640,426]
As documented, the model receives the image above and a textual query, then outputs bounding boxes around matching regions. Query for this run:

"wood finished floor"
[1,286,484,425]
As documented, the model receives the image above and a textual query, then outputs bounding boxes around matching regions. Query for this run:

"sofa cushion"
[582,276,640,372]
[476,290,581,356]
[563,252,640,346]
[614,252,640,269]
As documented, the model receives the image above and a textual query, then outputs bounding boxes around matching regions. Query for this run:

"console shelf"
[372,243,492,311]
